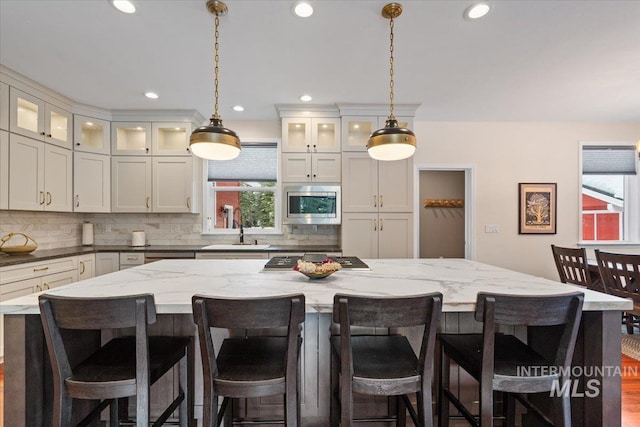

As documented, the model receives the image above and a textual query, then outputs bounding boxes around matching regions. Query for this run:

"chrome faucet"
[237,208,244,244]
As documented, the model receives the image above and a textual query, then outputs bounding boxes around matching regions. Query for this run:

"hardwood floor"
[0,358,639,426]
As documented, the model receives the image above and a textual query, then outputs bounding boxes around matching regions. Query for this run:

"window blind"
[582,145,638,175]
[208,143,278,182]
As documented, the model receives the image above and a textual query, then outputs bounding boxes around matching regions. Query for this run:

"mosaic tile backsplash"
[0,211,339,250]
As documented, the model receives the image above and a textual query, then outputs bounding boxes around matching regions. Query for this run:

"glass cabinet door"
[311,118,340,152]
[111,122,151,155]
[341,116,378,152]
[10,88,44,140]
[152,122,191,156]
[74,116,110,155]
[282,118,311,152]
[45,104,72,149]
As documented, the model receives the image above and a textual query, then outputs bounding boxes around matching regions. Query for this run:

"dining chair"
[551,245,597,290]
[595,250,640,334]
[191,293,305,427]
[39,293,194,427]
[438,291,584,427]
[330,292,443,427]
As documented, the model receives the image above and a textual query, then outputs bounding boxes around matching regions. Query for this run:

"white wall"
[412,121,640,279]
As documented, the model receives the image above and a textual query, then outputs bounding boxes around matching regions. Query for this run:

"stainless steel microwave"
[283,185,341,225]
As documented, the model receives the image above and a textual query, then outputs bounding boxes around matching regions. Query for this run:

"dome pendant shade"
[190,117,241,160]
[367,118,416,161]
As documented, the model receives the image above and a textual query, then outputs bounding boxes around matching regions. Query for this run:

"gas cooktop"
[264,254,370,271]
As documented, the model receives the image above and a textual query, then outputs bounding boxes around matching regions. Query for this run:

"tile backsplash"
[1,211,339,249]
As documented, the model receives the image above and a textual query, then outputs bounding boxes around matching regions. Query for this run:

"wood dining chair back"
[595,250,640,333]
[39,293,193,427]
[438,291,584,427]
[551,245,595,289]
[191,293,305,427]
[330,292,443,427]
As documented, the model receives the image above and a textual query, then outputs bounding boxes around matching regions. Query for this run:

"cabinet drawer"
[120,252,145,266]
[0,277,39,300]
[0,256,78,285]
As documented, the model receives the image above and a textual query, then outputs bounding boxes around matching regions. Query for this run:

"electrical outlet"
[484,224,500,233]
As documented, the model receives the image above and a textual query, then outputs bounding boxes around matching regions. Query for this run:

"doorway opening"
[414,165,474,259]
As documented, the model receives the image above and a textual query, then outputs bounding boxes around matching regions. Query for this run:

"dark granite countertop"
[0,244,342,268]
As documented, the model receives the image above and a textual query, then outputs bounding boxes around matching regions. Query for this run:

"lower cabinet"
[196,252,269,260]
[0,257,78,357]
[96,252,120,275]
[341,212,413,259]
[77,253,96,280]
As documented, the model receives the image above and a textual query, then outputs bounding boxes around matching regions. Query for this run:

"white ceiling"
[1,0,639,122]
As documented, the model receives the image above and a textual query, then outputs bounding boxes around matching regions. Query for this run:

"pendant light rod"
[207,0,227,120]
[382,3,402,119]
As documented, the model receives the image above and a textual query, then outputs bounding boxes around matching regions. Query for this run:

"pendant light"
[190,0,241,160]
[367,3,416,162]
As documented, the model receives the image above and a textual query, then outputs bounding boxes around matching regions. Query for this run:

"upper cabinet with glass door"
[152,122,192,156]
[9,88,72,149]
[73,115,110,155]
[111,122,151,155]
[0,82,8,131]
[341,116,413,152]
[282,117,340,153]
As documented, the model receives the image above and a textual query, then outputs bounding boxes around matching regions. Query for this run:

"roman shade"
[207,142,277,182]
[582,145,638,175]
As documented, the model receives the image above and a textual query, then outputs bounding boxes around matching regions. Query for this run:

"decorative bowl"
[293,259,342,280]
[0,232,38,255]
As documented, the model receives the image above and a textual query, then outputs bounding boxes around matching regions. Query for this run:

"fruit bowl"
[294,259,342,280]
[0,232,38,255]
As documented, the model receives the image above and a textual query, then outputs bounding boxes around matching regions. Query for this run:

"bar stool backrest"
[595,250,640,305]
[551,245,593,288]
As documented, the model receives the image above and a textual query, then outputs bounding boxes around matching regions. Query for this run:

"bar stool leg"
[109,399,119,427]
[330,352,339,427]
[437,342,450,427]
[340,361,354,427]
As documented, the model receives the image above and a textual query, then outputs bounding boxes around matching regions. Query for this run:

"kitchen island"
[1,258,631,426]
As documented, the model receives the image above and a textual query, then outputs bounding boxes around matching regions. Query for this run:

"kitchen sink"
[200,244,271,250]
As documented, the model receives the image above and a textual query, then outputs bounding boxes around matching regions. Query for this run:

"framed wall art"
[518,183,557,234]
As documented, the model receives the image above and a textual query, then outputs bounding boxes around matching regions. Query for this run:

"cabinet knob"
[313,174,316,178]
[40,132,46,136]
[186,147,190,152]
[306,174,310,178]
[146,147,149,152]
[47,134,52,138]
[76,142,80,146]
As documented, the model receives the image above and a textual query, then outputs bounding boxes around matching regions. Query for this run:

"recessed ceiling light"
[293,2,313,18]
[144,91,159,99]
[464,2,491,20]
[233,105,245,112]
[299,94,312,102]
[111,0,136,14]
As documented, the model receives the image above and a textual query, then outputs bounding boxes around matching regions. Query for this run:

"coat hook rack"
[423,199,464,208]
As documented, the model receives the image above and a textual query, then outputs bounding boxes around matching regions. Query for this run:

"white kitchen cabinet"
[9,87,72,149]
[341,212,413,259]
[152,156,194,212]
[111,122,151,155]
[152,122,192,156]
[281,152,341,183]
[341,152,412,213]
[0,256,79,357]
[96,252,120,276]
[341,116,412,152]
[74,115,110,155]
[74,151,110,212]
[78,253,96,281]
[112,155,196,213]
[111,156,152,212]
[0,130,8,209]
[119,252,145,269]
[9,134,72,212]
[0,81,8,130]
[282,117,340,153]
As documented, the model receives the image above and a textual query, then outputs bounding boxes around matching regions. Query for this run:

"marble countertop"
[0,258,631,315]
[0,244,342,267]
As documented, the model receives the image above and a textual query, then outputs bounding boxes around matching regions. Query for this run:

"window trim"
[201,138,282,235]
[578,141,640,244]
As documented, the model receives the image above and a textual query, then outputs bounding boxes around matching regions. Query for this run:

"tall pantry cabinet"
[338,104,418,259]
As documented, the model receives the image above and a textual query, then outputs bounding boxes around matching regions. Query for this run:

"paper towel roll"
[132,230,146,247]
[82,223,94,246]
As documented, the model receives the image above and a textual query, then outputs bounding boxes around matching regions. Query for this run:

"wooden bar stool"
[437,292,583,427]
[39,293,194,427]
[330,292,443,427]
[595,250,640,334]
[551,245,597,290]
[191,293,305,427]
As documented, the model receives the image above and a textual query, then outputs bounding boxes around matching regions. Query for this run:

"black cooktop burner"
[264,254,370,270]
